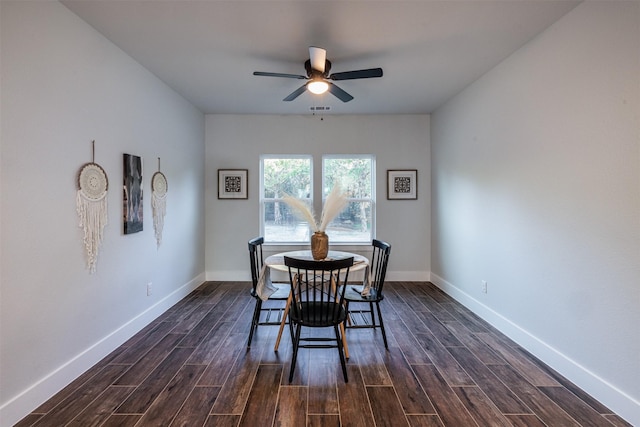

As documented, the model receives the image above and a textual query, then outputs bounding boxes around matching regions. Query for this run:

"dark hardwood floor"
[16,281,631,427]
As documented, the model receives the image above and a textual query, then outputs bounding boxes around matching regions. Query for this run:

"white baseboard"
[0,273,205,427]
[429,273,639,426]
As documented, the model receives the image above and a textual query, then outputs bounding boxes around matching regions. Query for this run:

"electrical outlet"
[481,280,488,294]
[147,282,152,296]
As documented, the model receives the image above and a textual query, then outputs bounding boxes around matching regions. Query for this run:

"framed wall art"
[123,153,143,233]
[387,169,417,200]
[218,169,248,199]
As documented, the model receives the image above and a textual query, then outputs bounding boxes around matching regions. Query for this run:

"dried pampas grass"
[319,185,348,232]
[283,194,318,232]
[284,184,348,232]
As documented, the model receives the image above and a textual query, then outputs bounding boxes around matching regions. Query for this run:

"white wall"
[205,114,430,281]
[0,2,206,425]
[431,2,639,424]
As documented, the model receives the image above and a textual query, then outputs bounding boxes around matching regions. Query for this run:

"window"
[261,155,374,244]
[323,156,374,243]
[261,156,312,243]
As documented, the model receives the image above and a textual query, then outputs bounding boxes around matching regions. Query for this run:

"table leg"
[274,293,292,352]
[340,321,349,359]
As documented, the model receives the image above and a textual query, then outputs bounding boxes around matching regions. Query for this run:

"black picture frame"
[218,169,248,199]
[387,169,417,200]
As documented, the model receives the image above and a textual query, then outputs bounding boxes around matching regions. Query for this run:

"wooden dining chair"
[285,256,354,383]
[247,237,291,347]
[343,239,391,348]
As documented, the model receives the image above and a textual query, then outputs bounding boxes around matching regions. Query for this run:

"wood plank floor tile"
[603,414,635,427]
[209,335,266,414]
[31,364,129,426]
[452,386,512,427]
[100,414,143,427]
[539,386,620,427]
[66,385,135,427]
[443,321,505,365]
[204,414,241,427]
[12,414,42,427]
[504,414,547,427]
[489,364,580,426]
[384,310,434,364]
[186,320,235,364]
[477,332,560,387]
[135,364,206,425]
[447,346,530,414]
[179,298,240,348]
[307,414,341,427]
[198,332,247,386]
[379,345,436,414]
[308,355,339,414]
[238,364,283,427]
[115,346,194,414]
[440,302,491,334]
[406,414,445,427]
[114,332,186,386]
[171,386,221,427]
[350,330,393,386]
[274,386,308,427]
[411,364,479,426]
[414,311,463,347]
[111,321,178,364]
[31,361,119,413]
[171,301,216,335]
[367,385,411,427]
[524,348,614,414]
[414,332,474,386]
[336,365,376,427]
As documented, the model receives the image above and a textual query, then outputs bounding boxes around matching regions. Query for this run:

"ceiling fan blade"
[309,46,326,73]
[253,71,307,79]
[327,82,354,102]
[329,68,383,81]
[283,84,308,101]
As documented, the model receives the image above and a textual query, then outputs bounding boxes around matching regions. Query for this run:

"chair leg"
[335,325,349,382]
[369,301,376,326]
[376,302,388,349]
[274,294,292,352]
[289,323,302,383]
[345,301,352,326]
[247,299,262,347]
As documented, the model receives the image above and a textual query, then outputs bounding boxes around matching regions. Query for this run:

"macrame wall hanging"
[151,157,168,248]
[76,140,109,273]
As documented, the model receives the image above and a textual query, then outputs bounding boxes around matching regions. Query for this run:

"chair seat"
[343,285,382,302]
[290,302,347,327]
[251,282,290,299]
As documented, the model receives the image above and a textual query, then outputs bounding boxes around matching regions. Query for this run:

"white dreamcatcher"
[151,158,168,248]
[76,141,108,273]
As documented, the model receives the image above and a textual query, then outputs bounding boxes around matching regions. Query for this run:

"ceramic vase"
[311,231,329,260]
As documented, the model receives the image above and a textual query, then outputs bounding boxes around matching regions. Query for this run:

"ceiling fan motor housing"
[305,59,331,78]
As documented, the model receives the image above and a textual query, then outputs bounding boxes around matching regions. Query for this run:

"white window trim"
[322,154,376,245]
[260,154,313,244]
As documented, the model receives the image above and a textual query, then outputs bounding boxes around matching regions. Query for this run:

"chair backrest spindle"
[285,256,353,326]
[370,239,391,297]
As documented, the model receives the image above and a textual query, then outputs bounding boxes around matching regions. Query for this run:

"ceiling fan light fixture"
[307,79,329,95]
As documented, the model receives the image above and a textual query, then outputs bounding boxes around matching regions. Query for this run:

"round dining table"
[265,249,369,272]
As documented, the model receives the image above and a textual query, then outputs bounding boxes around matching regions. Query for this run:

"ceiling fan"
[253,46,383,103]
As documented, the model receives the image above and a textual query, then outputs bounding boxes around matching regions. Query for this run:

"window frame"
[260,154,313,244]
[322,154,376,245]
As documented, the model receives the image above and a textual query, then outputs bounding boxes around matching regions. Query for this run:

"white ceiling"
[61,0,580,115]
